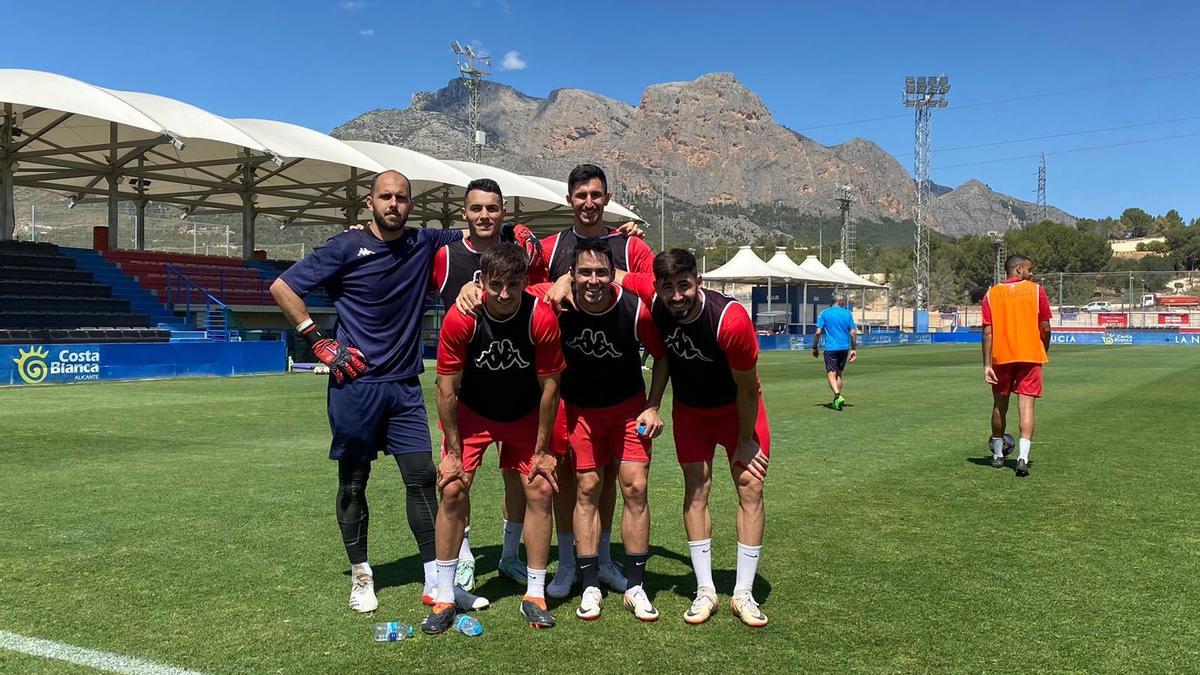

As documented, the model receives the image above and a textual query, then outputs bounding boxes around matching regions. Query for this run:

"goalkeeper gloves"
[299,322,368,385]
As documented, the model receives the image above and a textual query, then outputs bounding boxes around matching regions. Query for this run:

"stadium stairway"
[58,247,183,329]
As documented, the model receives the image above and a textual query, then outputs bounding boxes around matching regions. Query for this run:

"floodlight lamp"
[271,153,285,168]
[917,76,927,92]
[905,76,915,94]
[451,41,463,54]
[66,195,78,209]
[169,134,185,151]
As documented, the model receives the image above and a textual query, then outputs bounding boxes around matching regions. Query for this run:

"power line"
[795,69,1200,132]
[933,130,1200,170]
[894,114,1200,156]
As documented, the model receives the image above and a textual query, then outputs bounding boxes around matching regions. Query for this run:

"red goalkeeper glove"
[300,323,368,385]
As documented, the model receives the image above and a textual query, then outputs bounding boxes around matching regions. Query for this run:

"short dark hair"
[567,164,608,194]
[480,242,528,281]
[1004,254,1030,275]
[465,178,503,201]
[653,248,697,282]
[572,237,614,272]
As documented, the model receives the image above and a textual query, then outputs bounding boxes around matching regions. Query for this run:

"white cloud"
[339,1,367,9]
[359,28,374,37]
[497,0,511,12]
[501,50,527,71]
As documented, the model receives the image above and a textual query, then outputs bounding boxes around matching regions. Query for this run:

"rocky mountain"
[332,73,1075,245]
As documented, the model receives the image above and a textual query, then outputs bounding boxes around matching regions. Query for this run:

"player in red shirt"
[617,248,771,628]
[428,178,549,591]
[422,243,566,633]
[527,238,669,622]
[537,164,655,599]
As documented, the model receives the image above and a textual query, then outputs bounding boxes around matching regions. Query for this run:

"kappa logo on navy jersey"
[565,328,622,358]
[664,328,712,362]
[357,247,373,257]
[474,338,531,370]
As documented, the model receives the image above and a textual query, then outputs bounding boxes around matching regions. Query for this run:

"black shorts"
[824,350,849,373]
[326,376,432,461]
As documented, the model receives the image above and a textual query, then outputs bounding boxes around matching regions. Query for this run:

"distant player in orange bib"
[981,254,1052,478]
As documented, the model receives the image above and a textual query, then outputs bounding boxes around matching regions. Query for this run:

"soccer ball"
[986,433,1015,456]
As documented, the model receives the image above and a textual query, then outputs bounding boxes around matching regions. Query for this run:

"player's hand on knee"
[733,439,768,481]
[529,452,559,493]
[636,408,663,439]
[455,281,483,315]
[301,324,368,385]
[438,453,466,491]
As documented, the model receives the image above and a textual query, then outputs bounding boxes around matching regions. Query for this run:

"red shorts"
[991,362,1044,398]
[565,394,651,471]
[496,400,568,473]
[671,398,771,465]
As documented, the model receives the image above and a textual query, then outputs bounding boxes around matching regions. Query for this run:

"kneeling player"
[423,243,566,633]
[531,238,669,621]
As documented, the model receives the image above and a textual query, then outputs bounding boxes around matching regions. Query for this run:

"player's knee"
[524,478,554,507]
[736,475,765,503]
[441,480,470,506]
[575,471,601,498]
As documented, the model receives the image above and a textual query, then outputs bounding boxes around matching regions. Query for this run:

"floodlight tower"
[835,184,857,268]
[451,41,492,162]
[988,230,1006,285]
[1036,152,1047,222]
[903,74,950,315]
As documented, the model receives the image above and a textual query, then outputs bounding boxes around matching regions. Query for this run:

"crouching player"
[423,243,566,633]
[531,238,669,621]
[619,249,771,627]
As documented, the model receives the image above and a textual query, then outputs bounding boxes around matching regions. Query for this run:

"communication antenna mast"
[836,185,857,268]
[903,74,950,311]
[1036,152,1047,222]
[451,41,491,162]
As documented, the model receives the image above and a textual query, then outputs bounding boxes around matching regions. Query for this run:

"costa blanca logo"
[474,339,530,370]
[664,328,712,362]
[13,346,49,384]
[1101,333,1133,345]
[566,329,622,358]
[1051,334,1077,344]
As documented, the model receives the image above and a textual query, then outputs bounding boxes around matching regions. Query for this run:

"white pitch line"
[0,630,204,675]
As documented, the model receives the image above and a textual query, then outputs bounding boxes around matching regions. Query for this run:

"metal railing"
[164,264,237,341]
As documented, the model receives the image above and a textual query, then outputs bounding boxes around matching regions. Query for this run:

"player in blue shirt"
[270,170,484,615]
[812,292,858,411]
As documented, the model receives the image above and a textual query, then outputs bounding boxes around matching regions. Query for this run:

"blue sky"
[7,0,1200,220]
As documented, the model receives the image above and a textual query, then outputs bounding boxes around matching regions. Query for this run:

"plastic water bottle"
[637,421,647,437]
[374,621,414,641]
[454,614,484,637]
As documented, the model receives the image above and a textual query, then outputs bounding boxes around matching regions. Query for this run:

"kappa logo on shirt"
[472,270,482,284]
[474,338,531,370]
[356,247,373,257]
[565,328,622,358]
[664,328,713,362]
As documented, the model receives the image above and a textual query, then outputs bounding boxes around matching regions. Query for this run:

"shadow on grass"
[354,543,771,608]
[965,456,1033,470]
[812,402,855,411]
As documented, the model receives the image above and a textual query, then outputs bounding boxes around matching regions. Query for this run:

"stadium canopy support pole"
[241,158,256,259]
[134,199,147,250]
[0,103,13,241]
[106,123,121,250]
[861,287,866,325]
[802,282,809,336]
[345,168,359,228]
[767,276,772,317]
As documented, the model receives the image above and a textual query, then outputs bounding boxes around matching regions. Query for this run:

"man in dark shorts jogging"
[812,292,857,411]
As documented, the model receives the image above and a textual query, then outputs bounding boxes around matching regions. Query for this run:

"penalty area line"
[0,630,204,675]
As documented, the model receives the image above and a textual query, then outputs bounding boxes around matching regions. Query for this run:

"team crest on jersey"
[565,328,622,358]
[664,328,712,362]
[474,338,530,370]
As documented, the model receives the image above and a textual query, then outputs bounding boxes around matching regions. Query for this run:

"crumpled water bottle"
[454,614,484,637]
[374,621,414,641]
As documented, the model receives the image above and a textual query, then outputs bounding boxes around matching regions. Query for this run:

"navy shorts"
[326,377,432,461]
[824,350,849,373]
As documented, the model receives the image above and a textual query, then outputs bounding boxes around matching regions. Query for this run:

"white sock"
[557,533,576,573]
[688,538,715,591]
[1018,437,1032,462]
[502,519,523,560]
[526,568,547,599]
[598,530,613,566]
[422,560,436,596]
[351,561,372,578]
[435,558,458,604]
[459,526,474,562]
[990,436,1004,459]
[734,542,762,596]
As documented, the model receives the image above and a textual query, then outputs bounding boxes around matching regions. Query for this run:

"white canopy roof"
[797,255,854,285]
[519,174,641,223]
[829,259,888,289]
[0,68,642,251]
[704,246,794,283]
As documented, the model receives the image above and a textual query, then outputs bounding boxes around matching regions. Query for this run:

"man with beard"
[270,170,482,614]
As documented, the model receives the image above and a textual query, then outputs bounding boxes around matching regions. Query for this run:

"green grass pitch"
[2,345,1199,673]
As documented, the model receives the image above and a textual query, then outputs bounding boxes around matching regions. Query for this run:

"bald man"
[271,171,480,613]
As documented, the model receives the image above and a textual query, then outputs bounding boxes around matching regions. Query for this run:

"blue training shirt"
[279,226,462,382]
[816,305,856,351]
